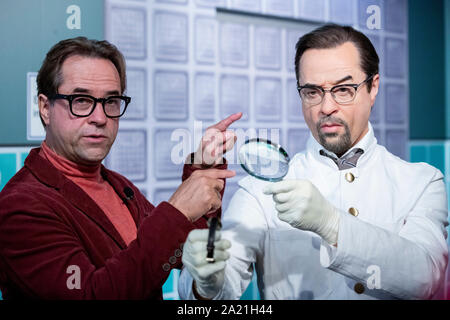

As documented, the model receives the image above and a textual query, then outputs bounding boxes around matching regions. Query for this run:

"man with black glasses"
[179,24,448,300]
[0,37,241,299]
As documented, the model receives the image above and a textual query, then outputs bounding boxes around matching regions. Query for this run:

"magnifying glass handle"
[206,217,221,263]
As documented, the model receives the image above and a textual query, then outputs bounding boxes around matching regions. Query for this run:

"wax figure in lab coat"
[178,24,449,300]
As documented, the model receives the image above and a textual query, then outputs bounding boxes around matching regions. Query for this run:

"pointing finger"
[210,112,243,132]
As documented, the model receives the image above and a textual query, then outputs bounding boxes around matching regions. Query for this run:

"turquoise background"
[0,154,16,191]
[408,0,447,139]
[0,0,103,146]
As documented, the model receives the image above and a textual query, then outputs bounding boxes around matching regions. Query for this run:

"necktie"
[319,148,364,170]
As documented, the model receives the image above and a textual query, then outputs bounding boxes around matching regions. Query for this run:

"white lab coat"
[178,124,449,299]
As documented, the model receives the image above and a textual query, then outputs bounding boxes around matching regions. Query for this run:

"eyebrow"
[302,75,354,87]
[71,87,121,96]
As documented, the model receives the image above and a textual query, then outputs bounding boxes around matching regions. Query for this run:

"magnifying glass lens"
[238,139,290,182]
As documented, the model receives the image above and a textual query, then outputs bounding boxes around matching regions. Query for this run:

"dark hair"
[37,37,126,126]
[294,24,379,91]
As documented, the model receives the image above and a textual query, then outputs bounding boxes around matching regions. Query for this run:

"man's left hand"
[263,180,340,246]
[192,112,242,168]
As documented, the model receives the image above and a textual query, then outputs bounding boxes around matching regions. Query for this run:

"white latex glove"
[263,180,340,246]
[182,229,231,299]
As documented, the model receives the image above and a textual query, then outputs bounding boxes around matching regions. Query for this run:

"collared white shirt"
[179,123,449,300]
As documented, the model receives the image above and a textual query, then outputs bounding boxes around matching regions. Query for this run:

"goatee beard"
[316,117,352,157]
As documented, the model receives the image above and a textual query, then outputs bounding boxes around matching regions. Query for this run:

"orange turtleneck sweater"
[39,141,137,246]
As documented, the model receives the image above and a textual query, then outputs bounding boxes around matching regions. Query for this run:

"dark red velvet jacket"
[0,148,224,299]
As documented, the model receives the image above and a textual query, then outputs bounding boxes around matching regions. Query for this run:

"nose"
[88,101,108,126]
[319,91,339,116]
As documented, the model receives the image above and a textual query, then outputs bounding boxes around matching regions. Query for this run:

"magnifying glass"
[238,138,290,182]
[206,138,290,263]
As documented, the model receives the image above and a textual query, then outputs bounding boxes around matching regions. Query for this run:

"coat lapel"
[25,148,127,249]
[59,180,127,249]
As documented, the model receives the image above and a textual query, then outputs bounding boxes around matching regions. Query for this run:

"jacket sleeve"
[320,169,449,299]
[0,193,196,299]
[178,185,268,300]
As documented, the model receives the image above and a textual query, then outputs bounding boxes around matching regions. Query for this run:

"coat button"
[162,263,171,272]
[348,207,359,217]
[174,249,182,257]
[354,282,365,294]
[345,172,355,182]
[169,256,177,265]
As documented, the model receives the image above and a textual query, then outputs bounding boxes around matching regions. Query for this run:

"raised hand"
[192,112,242,168]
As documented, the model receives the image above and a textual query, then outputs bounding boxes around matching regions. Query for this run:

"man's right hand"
[168,168,235,222]
[182,229,231,299]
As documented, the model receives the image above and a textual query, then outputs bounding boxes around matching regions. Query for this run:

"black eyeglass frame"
[296,74,375,106]
[50,93,131,118]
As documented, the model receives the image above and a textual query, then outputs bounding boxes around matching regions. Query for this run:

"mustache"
[316,116,348,129]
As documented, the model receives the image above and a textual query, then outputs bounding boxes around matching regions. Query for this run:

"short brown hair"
[37,37,127,126]
[294,24,379,91]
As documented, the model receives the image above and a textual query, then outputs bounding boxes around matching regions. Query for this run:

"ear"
[369,74,380,107]
[38,94,51,127]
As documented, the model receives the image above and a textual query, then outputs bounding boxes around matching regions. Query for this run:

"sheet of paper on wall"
[196,0,225,7]
[220,75,249,120]
[123,68,147,120]
[386,130,406,160]
[194,73,215,121]
[229,0,261,13]
[385,38,406,78]
[264,0,294,17]
[330,0,354,25]
[220,23,249,67]
[255,27,281,70]
[386,84,407,124]
[299,0,326,21]
[154,71,188,120]
[255,78,282,121]
[106,130,147,182]
[195,17,216,64]
[286,29,302,72]
[154,129,186,179]
[27,72,45,141]
[154,11,188,62]
[109,6,146,60]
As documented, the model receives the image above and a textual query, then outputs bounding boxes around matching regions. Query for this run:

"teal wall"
[408,0,450,183]
[408,0,446,139]
[446,0,450,138]
[0,0,103,146]
[409,0,450,299]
